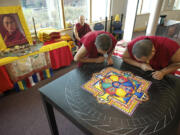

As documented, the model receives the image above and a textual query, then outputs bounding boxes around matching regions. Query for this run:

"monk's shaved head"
[79,15,85,25]
[95,34,112,51]
[132,39,153,59]
[79,15,85,20]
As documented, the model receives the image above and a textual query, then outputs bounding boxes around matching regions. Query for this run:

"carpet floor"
[0,63,86,135]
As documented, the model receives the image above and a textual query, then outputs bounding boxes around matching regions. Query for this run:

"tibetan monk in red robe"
[122,36,180,80]
[74,31,117,66]
[73,15,91,47]
[0,14,27,47]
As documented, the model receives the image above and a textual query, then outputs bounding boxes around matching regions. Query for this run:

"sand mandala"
[82,67,151,116]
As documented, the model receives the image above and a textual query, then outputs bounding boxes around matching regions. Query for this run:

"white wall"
[111,0,127,17]
[110,0,127,29]
[110,0,149,31]
[133,0,180,31]
[134,11,180,32]
[161,10,180,21]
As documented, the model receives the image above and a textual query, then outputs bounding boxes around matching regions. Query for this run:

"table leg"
[42,95,59,135]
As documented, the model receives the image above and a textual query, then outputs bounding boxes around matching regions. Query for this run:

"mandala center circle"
[112,81,120,88]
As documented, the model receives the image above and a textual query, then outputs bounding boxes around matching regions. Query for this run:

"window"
[174,0,180,9]
[141,0,152,14]
[64,0,90,27]
[21,0,111,30]
[137,0,152,14]
[21,0,63,32]
[92,0,110,22]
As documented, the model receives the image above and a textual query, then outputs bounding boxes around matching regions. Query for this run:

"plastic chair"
[112,21,123,40]
[93,23,104,31]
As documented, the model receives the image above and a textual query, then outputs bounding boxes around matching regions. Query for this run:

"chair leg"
[115,35,118,40]
[119,34,123,40]
[117,34,121,41]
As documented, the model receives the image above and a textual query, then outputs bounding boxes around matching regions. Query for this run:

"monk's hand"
[96,56,105,63]
[140,63,153,71]
[107,57,113,65]
[152,71,165,80]
[77,37,81,41]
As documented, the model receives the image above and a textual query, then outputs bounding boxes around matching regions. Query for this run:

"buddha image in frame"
[0,13,28,48]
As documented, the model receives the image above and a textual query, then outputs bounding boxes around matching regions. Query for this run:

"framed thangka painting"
[0,6,33,50]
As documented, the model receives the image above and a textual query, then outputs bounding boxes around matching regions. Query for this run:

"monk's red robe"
[74,23,91,47]
[79,31,117,66]
[127,36,180,70]
[2,29,28,47]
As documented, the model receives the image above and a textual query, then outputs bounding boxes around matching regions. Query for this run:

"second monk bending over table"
[74,31,117,67]
[122,36,180,80]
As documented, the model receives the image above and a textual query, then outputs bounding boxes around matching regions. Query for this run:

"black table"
[39,57,180,135]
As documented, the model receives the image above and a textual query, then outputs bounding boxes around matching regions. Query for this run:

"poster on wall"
[0,6,33,50]
[0,14,28,47]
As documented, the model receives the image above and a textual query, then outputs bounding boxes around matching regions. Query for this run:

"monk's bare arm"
[122,49,153,71]
[106,49,114,65]
[122,49,142,68]
[73,26,80,41]
[160,48,180,75]
[74,45,105,63]
[107,49,114,59]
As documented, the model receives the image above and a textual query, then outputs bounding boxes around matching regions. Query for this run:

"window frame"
[22,0,112,30]
[173,0,180,10]
[137,0,152,15]
[91,0,111,23]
